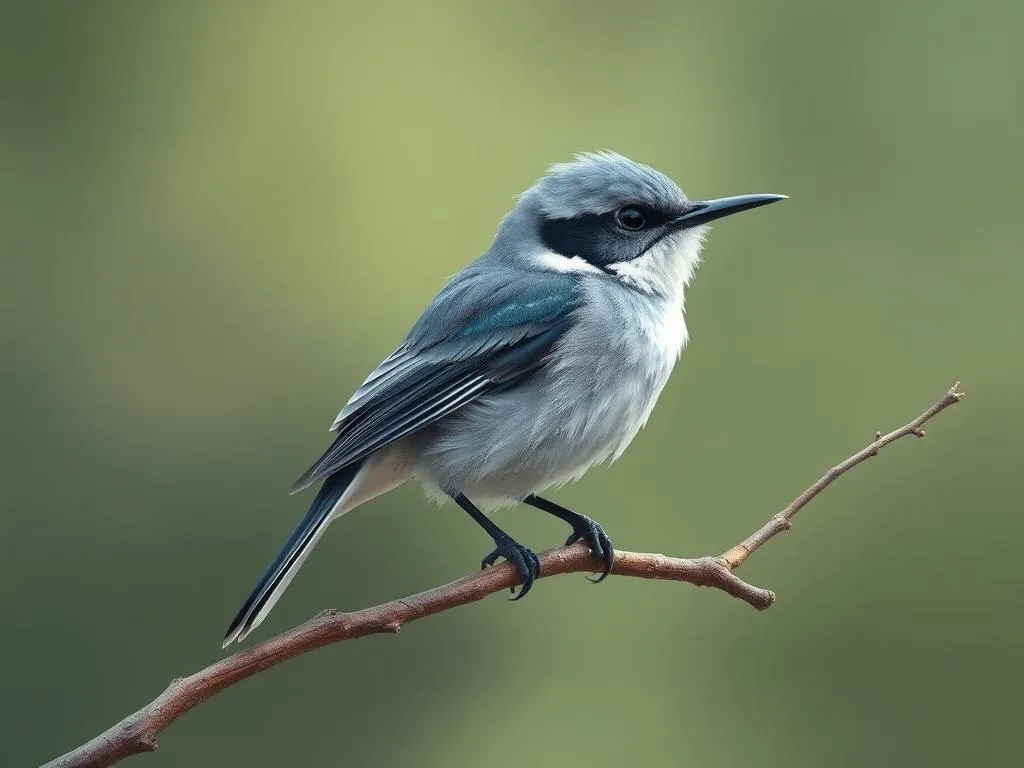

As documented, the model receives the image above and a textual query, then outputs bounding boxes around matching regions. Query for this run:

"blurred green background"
[3,1,1021,766]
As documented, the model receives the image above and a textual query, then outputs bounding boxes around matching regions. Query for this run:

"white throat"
[607,226,708,299]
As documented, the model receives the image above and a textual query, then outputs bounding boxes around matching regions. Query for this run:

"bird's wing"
[290,268,578,493]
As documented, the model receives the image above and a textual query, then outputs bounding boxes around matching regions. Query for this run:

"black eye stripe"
[538,205,675,270]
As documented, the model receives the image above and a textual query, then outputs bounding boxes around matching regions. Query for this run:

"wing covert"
[291,270,577,493]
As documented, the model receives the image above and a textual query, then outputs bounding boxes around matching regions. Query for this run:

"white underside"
[408,287,686,504]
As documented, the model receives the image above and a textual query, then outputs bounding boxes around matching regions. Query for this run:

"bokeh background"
[4,1,1021,766]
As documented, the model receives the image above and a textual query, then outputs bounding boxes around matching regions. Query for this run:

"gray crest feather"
[527,151,688,219]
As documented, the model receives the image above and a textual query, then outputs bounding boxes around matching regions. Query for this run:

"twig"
[720,382,964,568]
[41,382,964,768]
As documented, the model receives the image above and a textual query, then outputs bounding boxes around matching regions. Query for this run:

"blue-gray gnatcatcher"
[223,151,785,646]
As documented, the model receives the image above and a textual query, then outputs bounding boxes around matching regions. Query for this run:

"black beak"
[672,193,787,228]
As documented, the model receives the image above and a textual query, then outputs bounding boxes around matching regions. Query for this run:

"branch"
[42,382,964,768]
[720,381,964,568]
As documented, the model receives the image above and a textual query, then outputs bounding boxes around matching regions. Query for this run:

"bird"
[222,151,785,647]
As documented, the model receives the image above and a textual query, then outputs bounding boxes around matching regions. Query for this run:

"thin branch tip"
[41,380,964,768]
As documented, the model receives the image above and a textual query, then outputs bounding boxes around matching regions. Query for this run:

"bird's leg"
[448,492,541,600]
[522,494,614,582]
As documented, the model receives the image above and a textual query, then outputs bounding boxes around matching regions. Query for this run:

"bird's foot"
[565,516,614,583]
[481,534,541,600]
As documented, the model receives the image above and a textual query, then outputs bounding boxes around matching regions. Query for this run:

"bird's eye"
[615,207,646,230]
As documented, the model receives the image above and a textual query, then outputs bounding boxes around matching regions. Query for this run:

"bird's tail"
[222,461,364,648]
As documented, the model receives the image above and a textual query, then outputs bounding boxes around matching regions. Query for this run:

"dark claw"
[565,516,614,583]
[481,534,541,599]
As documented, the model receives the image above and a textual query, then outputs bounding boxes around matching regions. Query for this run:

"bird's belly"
[414,310,682,503]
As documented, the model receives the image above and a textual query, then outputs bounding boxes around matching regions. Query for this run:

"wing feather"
[291,271,578,493]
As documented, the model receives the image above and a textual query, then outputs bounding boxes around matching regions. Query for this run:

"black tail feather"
[222,461,363,646]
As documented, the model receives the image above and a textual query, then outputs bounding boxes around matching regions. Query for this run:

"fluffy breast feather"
[413,275,688,503]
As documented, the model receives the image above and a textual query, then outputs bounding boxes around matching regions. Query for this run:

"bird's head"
[504,151,785,296]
